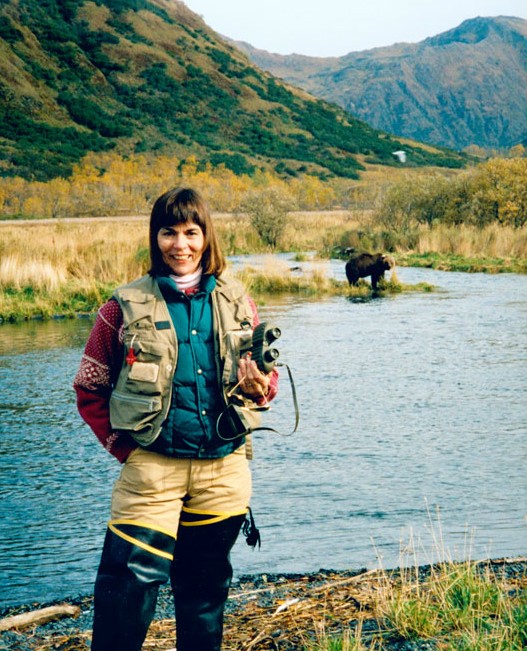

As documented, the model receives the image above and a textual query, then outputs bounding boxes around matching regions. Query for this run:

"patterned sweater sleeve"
[73,300,137,463]
[247,295,279,404]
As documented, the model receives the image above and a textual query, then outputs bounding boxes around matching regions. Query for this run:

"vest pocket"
[121,340,168,394]
[109,391,163,443]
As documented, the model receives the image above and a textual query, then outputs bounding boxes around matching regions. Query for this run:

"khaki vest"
[109,274,261,454]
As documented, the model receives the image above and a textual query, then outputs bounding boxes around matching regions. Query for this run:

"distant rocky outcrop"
[234,16,527,151]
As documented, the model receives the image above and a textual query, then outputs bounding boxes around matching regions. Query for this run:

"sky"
[182,0,527,57]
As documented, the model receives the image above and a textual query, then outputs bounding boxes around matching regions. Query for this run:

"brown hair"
[149,187,226,277]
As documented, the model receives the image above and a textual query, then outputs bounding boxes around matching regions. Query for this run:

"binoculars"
[246,322,281,373]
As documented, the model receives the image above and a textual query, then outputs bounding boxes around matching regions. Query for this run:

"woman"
[74,187,278,651]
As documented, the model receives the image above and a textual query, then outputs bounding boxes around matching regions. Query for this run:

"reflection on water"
[0,262,526,607]
[0,316,94,356]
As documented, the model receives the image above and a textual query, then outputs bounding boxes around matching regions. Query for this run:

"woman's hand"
[237,352,271,399]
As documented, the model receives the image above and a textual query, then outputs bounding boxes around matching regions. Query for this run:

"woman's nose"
[171,235,185,249]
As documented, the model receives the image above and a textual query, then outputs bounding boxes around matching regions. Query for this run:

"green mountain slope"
[0,0,465,181]
[235,16,527,151]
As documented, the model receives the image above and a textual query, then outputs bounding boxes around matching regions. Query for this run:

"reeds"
[0,210,523,321]
[375,560,527,650]
[307,509,527,651]
[414,222,527,260]
[330,220,527,273]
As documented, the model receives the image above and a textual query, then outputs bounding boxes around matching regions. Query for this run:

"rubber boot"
[91,523,175,651]
[171,514,245,651]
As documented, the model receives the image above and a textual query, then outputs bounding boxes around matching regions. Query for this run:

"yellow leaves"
[377,158,527,229]
[508,143,526,159]
[180,155,199,179]
[289,175,337,210]
[0,151,351,220]
[475,158,527,227]
[21,196,46,218]
[4,152,523,225]
[0,187,7,213]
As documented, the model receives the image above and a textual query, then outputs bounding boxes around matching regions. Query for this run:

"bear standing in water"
[345,251,395,290]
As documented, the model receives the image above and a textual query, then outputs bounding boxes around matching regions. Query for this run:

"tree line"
[0,154,525,236]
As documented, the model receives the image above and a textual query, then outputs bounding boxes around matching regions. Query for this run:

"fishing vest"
[108,274,261,454]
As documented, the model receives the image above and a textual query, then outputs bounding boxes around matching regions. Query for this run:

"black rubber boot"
[91,523,175,651]
[171,514,245,651]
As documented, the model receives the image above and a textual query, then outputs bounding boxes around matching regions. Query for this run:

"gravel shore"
[1,558,526,651]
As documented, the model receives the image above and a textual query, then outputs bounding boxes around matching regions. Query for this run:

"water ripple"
[1,267,526,606]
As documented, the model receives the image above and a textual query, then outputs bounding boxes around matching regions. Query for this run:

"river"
[0,260,526,608]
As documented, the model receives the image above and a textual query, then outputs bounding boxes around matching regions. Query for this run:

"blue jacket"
[146,274,242,458]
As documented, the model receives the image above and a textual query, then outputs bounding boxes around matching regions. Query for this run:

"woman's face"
[157,221,205,276]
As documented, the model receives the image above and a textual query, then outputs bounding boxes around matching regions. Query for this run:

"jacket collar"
[156,274,217,299]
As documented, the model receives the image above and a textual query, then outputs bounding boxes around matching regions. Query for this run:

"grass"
[329,221,527,274]
[236,260,432,298]
[0,212,524,321]
[0,258,431,322]
[0,283,115,321]
[304,560,527,651]
[306,630,370,651]
[395,251,527,274]
[380,561,526,648]
[304,509,527,651]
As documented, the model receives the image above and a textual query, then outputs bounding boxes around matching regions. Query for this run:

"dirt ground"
[1,558,526,651]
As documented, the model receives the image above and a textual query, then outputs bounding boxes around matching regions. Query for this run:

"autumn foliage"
[377,158,527,229]
[0,153,344,219]
[1,154,526,233]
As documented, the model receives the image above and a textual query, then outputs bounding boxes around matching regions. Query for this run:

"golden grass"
[0,256,68,292]
[0,220,149,289]
[413,222,527,259]
[0,211,523,321]
[0,212,364,291]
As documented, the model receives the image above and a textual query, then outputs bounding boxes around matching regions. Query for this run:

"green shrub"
[0,15,23,42]
[242,187,297,248]
[208,153,255,175]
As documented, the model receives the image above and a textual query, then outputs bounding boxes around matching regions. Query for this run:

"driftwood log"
[0,604,80,632]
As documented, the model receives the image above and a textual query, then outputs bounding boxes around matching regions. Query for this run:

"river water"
[0,260,526,608]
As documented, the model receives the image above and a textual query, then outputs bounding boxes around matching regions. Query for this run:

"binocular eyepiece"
[250,322,281,373]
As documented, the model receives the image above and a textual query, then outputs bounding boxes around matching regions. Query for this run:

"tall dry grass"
[413,222,527,259]
[0,210,365,293]
[0,211,524,320]
[333,219,527,269]
[0,220,149,291]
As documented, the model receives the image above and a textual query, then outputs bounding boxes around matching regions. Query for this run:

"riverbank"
[2,557,526,651]
[1,213,526,322]
[0,264,432,323]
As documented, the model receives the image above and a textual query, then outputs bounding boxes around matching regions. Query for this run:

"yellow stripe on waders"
[108,519,176,560]
[179,506,248,527]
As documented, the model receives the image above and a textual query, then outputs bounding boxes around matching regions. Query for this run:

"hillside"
[234,16,527,152]
[0,0,465,182]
